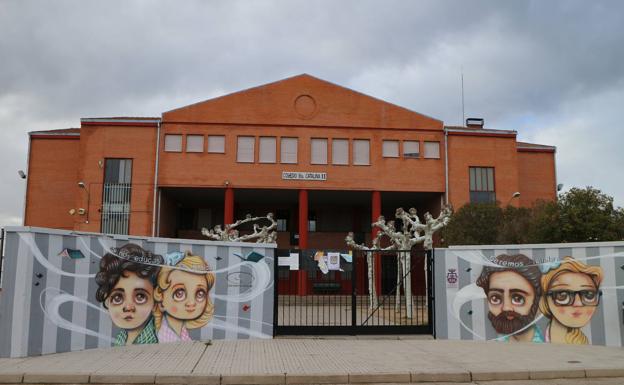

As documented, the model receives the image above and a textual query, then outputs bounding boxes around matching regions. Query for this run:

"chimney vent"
[466,118,484,128]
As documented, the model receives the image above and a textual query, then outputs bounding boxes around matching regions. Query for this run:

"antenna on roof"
[461,66,465,126]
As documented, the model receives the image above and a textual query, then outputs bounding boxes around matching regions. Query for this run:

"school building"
[23,74,557,250]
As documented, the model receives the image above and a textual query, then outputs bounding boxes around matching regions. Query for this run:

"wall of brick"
[447,133,520,208]
[517,150,557,206]
[24,137,80,229]
[75,123,158,235]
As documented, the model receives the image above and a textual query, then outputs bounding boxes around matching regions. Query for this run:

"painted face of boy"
[160,270,209,320]
[106,271,155,330]
[547,272,599,328]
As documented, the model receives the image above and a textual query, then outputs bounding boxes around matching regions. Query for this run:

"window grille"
[101,159,132,235]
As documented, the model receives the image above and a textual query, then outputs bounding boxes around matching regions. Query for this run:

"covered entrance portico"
[157,186,442,302]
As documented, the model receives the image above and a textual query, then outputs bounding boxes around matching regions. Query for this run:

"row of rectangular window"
[163,134,440,164]
[165,135,226,153]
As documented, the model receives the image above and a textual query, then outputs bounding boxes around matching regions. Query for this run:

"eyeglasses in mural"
[442,249,619,345]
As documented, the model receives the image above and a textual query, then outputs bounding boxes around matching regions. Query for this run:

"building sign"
[282,171,327,181]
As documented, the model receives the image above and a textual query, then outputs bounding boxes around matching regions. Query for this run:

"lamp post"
[507,191,521,206]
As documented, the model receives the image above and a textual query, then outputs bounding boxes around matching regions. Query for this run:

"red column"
[297,189,308,295]
[371,191,382,294]
[224,187,234,225]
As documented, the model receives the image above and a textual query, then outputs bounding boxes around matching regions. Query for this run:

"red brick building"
[23,74,556,250]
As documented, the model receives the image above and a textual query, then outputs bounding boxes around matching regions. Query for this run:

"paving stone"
[286,373,349,384]
[221,374,286,385]
[410,370,471,383]
[585,368,624,378]
[155,374,221,384]
[529,368,586,379]
[470,369,530,381]
[23,373,90,383]
[0,373,23,384]
[348,372,411,383]
[89,373,156,383]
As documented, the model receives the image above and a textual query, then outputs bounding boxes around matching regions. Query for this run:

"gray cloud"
[1,0,623,226]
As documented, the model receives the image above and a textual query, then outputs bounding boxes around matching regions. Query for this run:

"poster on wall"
[312,251,342,274]
[0,228,276,358]
[439,246,624,346]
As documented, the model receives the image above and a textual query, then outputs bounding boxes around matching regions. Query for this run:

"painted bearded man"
[476,254,544,343]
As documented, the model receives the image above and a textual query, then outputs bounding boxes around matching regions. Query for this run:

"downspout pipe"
[444,128,449,205]
[151,119,161,237]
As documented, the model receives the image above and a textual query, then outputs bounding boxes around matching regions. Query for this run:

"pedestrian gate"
[274,249,434,335]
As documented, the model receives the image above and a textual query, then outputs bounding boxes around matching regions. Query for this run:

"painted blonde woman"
[539,257,603,344]
[153,251,215,342]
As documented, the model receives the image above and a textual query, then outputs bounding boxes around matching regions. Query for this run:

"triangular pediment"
[163,74,443,130]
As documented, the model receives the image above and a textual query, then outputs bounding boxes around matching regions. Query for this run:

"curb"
[2,368,624,384]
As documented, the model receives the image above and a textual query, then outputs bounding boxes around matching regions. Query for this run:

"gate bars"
[274,249,435,335]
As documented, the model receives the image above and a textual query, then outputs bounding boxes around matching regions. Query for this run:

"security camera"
[18,170,26,179]
[77,208,86,215]
[78,181,86,188]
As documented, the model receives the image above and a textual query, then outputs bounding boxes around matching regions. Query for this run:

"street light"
[507,191,521,206]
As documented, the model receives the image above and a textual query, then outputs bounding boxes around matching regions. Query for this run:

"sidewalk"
[1,338,624,384]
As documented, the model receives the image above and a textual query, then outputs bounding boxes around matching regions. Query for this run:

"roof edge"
[163,73,444,127]
[81,117,161,124]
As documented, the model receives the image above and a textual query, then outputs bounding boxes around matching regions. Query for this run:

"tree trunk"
[403,251,414,319]
[367,252,377,309]
[395,253,402,311]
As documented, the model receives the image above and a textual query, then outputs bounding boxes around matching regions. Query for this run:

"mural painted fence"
[434,242,624,346]
[0,226,275,358]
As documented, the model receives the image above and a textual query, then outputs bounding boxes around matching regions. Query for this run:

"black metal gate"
[274,249,434,335]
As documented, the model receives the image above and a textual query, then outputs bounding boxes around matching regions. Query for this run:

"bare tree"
[201,213,277,243]
[345,230,390,309]
[345,205,451,318]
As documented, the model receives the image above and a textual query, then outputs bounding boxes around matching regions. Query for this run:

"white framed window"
[280,137,298,164]
[186,135,204,153]
[164,134,182,152]
[353,139,370,165]
[332,139,349,165]
[259,137,277,163]
[403,141,420,158]
[382,140,399,158]
[311,138,328,165]
[237,136,255,163]
[424,141,440,159]
[207,135,225,153]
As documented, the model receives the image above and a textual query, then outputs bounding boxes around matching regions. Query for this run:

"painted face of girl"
[547,272,600,328]
[106,271,155,330]
[160,270,209,320]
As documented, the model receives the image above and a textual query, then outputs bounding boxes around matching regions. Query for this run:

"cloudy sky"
[1,0,623,226]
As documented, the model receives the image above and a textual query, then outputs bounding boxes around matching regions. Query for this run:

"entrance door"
[274,249,434,335]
